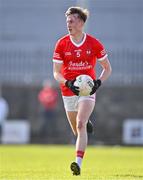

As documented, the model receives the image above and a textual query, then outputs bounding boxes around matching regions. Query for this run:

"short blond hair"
[65,6,89,23]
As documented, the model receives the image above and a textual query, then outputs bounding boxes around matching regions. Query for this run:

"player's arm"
[98,57,112,82]
[53,62,66,84]
[90,57,112,95]
[53,62,79,95]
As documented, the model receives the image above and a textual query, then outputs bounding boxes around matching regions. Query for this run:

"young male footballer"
[53,7,112,175]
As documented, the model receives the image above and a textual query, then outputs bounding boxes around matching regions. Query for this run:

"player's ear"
[79,20,84,28]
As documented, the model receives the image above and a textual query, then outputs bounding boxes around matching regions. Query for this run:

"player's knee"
[76,120,82,130]
[76,119,86,131]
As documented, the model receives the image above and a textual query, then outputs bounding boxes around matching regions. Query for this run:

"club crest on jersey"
[86,50,91,55]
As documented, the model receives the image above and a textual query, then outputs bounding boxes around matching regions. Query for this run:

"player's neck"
[70,32,85,44]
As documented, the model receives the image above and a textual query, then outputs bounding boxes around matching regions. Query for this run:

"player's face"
[66,14,84,35]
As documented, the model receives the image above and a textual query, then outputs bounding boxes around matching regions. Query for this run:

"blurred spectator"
[38,80,58,138]
[0,87,9,142]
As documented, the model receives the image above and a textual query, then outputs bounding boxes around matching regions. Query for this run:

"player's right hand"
[65,80,79,96]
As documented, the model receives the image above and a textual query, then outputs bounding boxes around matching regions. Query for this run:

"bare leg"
[75,100,95,166]
[66,111,77,136]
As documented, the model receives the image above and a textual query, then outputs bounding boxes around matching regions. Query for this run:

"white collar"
[70,33,86,47]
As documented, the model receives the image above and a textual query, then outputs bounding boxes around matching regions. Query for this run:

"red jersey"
[53,33,107,96]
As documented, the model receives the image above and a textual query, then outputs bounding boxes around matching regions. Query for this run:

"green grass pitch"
[0,145,143,180]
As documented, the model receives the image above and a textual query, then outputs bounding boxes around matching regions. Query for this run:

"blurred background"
[0,0,143,145]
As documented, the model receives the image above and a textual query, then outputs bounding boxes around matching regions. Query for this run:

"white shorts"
[62,94,96,112]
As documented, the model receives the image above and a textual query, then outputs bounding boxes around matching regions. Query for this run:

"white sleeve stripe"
[98,54,108,61]
[53,59,63,63]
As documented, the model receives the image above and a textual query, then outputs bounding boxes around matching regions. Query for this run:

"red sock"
[76,150,85,167]
[76,150,85,158]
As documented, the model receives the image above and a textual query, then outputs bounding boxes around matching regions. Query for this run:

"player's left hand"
[90,79,101,95]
